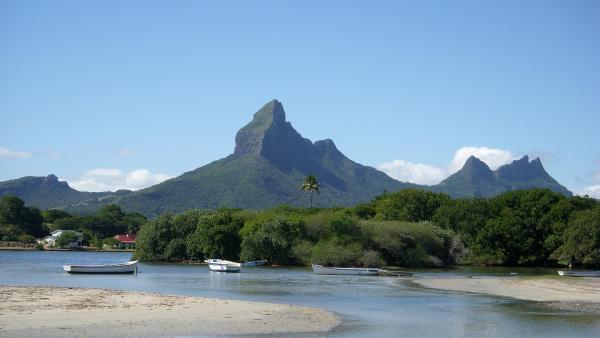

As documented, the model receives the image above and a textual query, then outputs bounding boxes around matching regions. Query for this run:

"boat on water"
[557,270,600,277]
[63,260,138,274]
[205,259,241,272]
[312,264,380,276]
[242,260,268,267]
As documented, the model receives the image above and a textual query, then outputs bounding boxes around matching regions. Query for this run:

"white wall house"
[38,230,83,248]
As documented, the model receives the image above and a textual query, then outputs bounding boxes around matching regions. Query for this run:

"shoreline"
[414,276,600,312]
[0,285,339,337]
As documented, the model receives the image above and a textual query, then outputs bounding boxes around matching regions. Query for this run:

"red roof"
[114,234,136,243]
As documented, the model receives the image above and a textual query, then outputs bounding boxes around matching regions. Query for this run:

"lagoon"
[1,250,599,337]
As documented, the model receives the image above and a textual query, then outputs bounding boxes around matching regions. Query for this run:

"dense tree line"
[353,188,599,267]
[134,206,462,267]
[4,188,599,267]
[135,188,599,268]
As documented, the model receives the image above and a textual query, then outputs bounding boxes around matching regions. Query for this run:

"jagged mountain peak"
[463,156,492,171]
[234,99,293,156]
[495,155,550,182]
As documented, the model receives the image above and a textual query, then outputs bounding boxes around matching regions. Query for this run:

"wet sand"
[0,286,339,337]
[415,276,600,312]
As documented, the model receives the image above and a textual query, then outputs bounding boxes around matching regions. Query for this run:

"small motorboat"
[242,260,268,267]
[63,260,138,274]
[557,270,600,277]
[205,259,241,272]
[312,264,379,276]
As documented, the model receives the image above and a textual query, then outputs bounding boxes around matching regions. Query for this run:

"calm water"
[1,251,599,337]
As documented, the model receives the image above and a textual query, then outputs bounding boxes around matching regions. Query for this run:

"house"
[39,230,83,248]
[114,234,136,249]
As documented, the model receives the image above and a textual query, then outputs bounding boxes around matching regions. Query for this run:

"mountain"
[435,155,572,197]
[0,174,129,210]
[0,100,573,215]
[116,100,415,216]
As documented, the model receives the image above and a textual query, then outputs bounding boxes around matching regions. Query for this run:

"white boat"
[63,260,138,274]
[242,260,268,266]
[205,259,241,272]
[312,264,379,276]
[557,270,600,277]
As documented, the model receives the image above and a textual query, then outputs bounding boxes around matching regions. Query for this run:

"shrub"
[240,217,304,264]
[310,239,363,267]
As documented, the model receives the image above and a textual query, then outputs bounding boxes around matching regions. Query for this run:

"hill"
[117,100,415,215]
[0,174,129,210]
[434,155,572,197]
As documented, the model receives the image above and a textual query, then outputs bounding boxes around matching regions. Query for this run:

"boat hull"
[208,264,240,272]
[312,264,379,276]
[205,259,242,272]
[557,270,600,277]
[63,260,138,274]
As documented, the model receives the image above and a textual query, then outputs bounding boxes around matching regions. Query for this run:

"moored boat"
[312,264,379,276]
[205,259,241,272]
[557,270,600,277]
[63,260,138,274]
[242,260,268,267]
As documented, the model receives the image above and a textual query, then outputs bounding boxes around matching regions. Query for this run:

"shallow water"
[1,251,599,337]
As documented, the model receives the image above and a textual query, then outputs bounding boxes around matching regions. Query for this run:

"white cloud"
[378,146,517,185]
[377,160,446,185]
[69,168,172,192]
[0,146,32,158]
[577,185,600,199]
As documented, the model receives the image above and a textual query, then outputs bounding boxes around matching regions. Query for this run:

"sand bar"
[415,276,600,303]
[0,286,339,337]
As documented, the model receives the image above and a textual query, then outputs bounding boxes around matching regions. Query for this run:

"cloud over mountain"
[69,168,172,192]
[379,146,516,185]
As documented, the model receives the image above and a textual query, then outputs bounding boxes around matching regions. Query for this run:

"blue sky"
[1,0,599,196]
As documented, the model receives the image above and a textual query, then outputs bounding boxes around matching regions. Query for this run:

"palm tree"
[301,174,320,208]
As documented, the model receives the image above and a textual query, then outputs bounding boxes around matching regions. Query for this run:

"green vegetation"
[3,184,599,269]
[0,195,45,241]
[0,195,146,247]
[134,188,599,268]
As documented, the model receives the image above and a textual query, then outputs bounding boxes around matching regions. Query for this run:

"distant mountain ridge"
[0,100,572,215]
[434,155,572,197]
[0,174,129,210]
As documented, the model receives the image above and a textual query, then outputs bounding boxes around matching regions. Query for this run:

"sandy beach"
[0,286,339,337]
[415,276,600,311]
